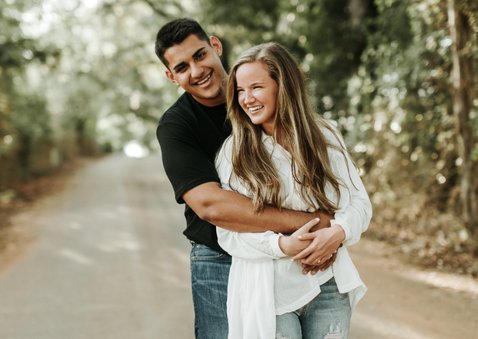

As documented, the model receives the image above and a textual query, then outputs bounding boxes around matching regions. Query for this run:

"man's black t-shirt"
[157,92,231,254]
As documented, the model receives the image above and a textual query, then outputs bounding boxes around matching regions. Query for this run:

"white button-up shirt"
[215,123,372,339]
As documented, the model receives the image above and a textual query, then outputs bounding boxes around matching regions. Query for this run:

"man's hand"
[298,210,335,274]
[301,252,337,275]
[279,211,338,275]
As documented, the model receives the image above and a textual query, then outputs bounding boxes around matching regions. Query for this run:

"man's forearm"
[183,182,332,233]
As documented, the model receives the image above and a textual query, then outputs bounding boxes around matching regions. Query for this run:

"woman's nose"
[244,91,254,103]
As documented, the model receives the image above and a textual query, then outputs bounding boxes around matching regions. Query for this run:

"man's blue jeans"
[276,278,351,339]
[190,243,231,339]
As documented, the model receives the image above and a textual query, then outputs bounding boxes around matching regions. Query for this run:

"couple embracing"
[155,18,371,339]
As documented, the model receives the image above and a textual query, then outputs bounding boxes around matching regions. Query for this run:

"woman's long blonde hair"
[226,42,345,213]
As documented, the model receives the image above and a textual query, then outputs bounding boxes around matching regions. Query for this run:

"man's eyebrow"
[172,61,186,72]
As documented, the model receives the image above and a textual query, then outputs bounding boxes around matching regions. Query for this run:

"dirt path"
[0,154,477,339]
[349,240,478,338]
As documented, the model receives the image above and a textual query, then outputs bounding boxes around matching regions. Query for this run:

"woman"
[215,42,372,339]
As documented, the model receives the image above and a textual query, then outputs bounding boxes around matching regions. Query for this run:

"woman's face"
[235,61,278,135]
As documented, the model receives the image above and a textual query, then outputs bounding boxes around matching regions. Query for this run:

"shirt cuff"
[331,218,351,242]
[270,233,287,258]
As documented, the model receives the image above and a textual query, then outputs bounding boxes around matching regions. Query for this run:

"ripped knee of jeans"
[323,323,346,339]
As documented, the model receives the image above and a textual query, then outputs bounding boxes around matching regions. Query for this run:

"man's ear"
[209,36,223,57]
[165,70,178,85]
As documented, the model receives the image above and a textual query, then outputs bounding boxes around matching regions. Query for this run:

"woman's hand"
[293,224,345,266]
[278,218,320,256]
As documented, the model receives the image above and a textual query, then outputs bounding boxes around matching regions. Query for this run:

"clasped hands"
[278,217,345,275]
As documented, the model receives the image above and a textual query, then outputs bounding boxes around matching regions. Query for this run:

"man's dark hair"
[155,18,210,68]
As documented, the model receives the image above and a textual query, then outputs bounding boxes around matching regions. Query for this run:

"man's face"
[164,34,227,107]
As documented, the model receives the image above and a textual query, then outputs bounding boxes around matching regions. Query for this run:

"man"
[154,18,333,338]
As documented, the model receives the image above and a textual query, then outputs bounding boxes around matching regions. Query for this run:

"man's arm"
[183,181,332,233]
[157,115,332,234]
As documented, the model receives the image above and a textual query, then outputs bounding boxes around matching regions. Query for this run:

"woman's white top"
[215,124,372,339]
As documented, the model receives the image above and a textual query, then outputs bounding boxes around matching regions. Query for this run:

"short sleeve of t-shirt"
[156,96,227,204]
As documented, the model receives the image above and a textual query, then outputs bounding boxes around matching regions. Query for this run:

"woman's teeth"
[249,106,263,113]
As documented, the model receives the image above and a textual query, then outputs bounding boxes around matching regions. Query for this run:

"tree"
[447,0,478,236]
[0,0,57,186]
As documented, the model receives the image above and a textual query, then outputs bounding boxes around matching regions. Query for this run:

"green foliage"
[200,0,372,111]
[0,1,55,184]
[198,0,478,256]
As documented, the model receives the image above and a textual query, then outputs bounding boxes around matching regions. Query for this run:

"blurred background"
[0,1,477,338]
[0,0,477,276]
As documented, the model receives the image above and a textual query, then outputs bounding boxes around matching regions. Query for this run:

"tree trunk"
[447,0,478,235]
